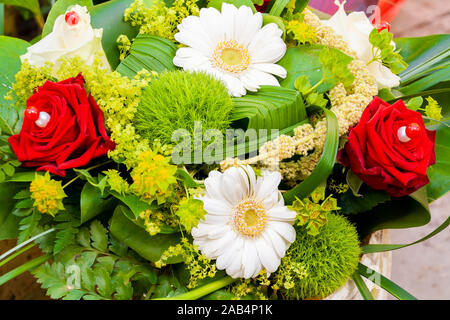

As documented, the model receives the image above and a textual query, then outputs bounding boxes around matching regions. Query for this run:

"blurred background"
[0,0,449,300]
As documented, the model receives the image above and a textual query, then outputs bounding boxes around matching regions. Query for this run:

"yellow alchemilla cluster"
[117,35,132,61]
[231,278,269,300]
[328,178,350,194]
[8,61,54,106]
[30,172,67,217]
[286,20,317,45]
[131,150,177,204]
[124,0,199,42]
[289,187,339,236]
[139,209,178,236]
[156,237,216,289]
[104,169,129,195]
[175,198,206,232]
[272,255,308,291]
[425,97,443,122]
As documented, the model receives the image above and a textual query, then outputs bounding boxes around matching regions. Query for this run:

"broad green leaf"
[80,182,116,224]
[230,86,307,130]
[0,182,23,240]
[42,0,94,37]
[90,0,139,69]
[116,34,177,78]
[395,35,450,84]
[0,0,40,15]
[0,36,29,108]
[350,187,431,239]
[208,0,256,13]
[339,187,391,215]
[278,45,344,93]
[358,263,417,300]
[283,106,339,204]
[109,206,182,263]
[426,120,450,201]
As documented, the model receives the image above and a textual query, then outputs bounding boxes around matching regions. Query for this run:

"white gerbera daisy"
[173,3,287,97]
[191,165,296,279]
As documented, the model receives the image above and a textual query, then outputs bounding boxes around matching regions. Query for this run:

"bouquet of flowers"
[0,0,448,300]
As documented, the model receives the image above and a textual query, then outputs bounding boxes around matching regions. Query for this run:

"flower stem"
[153,276,238,300]
[0,243,36,268]
[0,254,51,286]
[62,160,113,189]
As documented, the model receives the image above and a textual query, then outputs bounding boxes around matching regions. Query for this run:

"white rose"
[321,0,400,90]
[21,5,110,74]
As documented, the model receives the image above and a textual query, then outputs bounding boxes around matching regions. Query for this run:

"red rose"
[339,97,436,197]
[9,74,115,177]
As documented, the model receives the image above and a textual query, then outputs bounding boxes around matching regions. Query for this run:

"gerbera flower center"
[232,198,266,237]
[212,40,250,74]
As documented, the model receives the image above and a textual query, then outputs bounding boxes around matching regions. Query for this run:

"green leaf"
[0,36,29,109]
[351,187,431,239]
[278,45,343,93]
[80,182,116,224]
[90,220,108,252]
[230,85,307,130]
[90,0,139,69]
[339,187,391,215]
[269,0,289,16]
[110,191,155,219]
[110,206,182,263]
[53,227,78,254]
[0,0,40,15]
[42,0,94,37]
[352,272,374,300]
[362,214,450,254]
[0,254,51,287]
[0,182,23,240]
[208,0,256,13]
[395,34,450,84]
[94,267,114,298]
[427,121,450,201]
[116,34,177,78]
[7,171,41,182]
[283,106,339,204]
[357,263,417,300]
[293,0,308,14]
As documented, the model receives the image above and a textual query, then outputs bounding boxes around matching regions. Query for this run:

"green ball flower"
[135,71,234,149]
[279,214,361,300]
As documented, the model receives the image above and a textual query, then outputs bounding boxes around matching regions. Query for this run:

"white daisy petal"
[173,2,286,97]
[193,165,295,279]
[267,221,296,243]
[267,206,297,222]
[255,237,280,273]
[255,171,282,201]
[201,198,231,216]
[251,63,287,78]
[242,240,260,279]
[264,228,289,258]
